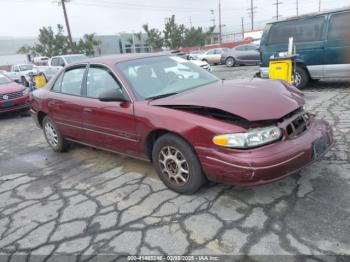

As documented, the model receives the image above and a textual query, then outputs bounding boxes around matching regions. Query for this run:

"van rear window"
[268,16,324,44]
[328,12,350,40]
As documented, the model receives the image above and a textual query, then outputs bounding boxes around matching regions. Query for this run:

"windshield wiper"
[146,92,179,101]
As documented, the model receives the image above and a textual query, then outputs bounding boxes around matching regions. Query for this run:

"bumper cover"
[197,119,334,186]
[0,95,30,114]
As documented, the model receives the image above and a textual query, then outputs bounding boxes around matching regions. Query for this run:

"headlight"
[22,88,30,95]
[213,126,282,149]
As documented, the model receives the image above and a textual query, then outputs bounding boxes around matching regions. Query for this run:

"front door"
[324,11,350,78]
[81,65,139,156]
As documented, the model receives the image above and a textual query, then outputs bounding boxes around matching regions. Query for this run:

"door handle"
[83,108,92,112]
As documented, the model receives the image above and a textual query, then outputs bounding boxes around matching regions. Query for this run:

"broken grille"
[284,112,311,138]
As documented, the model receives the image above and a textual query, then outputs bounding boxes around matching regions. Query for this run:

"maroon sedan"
[0,73,30,115]
[31,54,334,194]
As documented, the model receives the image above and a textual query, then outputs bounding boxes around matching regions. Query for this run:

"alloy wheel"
[44,121,58,147]
[158,146,189,186]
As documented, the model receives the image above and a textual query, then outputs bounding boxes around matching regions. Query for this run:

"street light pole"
[218,0,222,44]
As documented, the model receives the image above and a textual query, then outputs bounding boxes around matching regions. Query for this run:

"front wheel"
[43,116,69,152]
[152,134,206,194]
[294,66,309,90]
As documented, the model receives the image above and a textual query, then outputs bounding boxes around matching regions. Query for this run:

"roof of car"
[267,6,350,25]
[71,53,168,67]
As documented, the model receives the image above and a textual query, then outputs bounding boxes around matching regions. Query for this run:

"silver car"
[220,44,260,67]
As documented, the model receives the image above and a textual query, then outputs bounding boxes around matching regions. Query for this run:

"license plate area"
[313,135,329,160]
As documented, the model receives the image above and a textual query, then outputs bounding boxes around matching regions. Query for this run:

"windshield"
[116,56,219,100]
[64,55,87,64]
[19,64,33,71]
[0,74,11,85]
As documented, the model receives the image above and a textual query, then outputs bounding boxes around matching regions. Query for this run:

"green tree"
[17,24,69,57]
[163,15,185,49]
[76,33,101,57]
[142,24,164,51]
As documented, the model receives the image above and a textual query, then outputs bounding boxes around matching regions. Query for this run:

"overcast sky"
[1,0,349,38]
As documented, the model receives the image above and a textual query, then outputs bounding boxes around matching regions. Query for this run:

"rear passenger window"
[60,67,85,96]
[328,12,350,40]
[268,16,324,44]
[86,67,122,98]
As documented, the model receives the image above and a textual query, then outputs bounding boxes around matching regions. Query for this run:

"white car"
[48,54,88,67]
[190,59,212,72]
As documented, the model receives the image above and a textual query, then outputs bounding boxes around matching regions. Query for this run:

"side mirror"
[98,89,129,102]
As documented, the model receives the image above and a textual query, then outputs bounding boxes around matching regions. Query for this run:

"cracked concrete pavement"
[0,65,349,260]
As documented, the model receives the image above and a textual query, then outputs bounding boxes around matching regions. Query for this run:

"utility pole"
[247,0,256,30]
[189,16,192,28]
[296,0,299,16]
[60,0,74,52]
[210,9,215,27]
[273,0,283,21]
[318,0,321,12]
[241,17,245,40]
[218,0,222,44]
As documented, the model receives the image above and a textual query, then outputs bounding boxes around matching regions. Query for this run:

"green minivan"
[260,7,350,89]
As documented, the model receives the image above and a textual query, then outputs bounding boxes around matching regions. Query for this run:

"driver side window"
[86,66,122,98]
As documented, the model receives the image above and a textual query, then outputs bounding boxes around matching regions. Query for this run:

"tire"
[152,133,206,194]
[225,57,235,67]
[21,76,29,87]
[42,116,69,152]
[202,59,209,64]
[294,66,309,90]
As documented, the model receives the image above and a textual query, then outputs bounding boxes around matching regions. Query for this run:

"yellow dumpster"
[33,73,47,88]
[269,56,294,84]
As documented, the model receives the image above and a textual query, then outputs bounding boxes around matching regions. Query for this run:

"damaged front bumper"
[197,118,334,186]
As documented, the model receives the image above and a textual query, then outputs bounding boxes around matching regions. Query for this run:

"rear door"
[47,65,88,140]
[81,65,139,156]
[324,11,350,78]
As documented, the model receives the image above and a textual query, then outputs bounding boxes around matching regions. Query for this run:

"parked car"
[162,50,212,71]
[187,50,204,60]
[260,7,350,89]
[31,54,333,194]
[0,73,30,115]
[197,48,229,64]
[6,64,37,86]
[48,54,88,67]
[221,44,260,67]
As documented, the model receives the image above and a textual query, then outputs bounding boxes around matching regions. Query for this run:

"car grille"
[0,91,23,101]
[284,111,312,139]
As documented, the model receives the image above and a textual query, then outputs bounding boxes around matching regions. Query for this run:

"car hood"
[0,82,25,95]
[150,78,305,122]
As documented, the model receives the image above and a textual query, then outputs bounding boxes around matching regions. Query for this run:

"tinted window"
[328,12,350,40]
[60,67,85,95]
[246,45,257,51]
[235,45,245,51]
[86,67,122,98]
[268,16,324,44]
[57,58,65,67]
[206,49,215,55]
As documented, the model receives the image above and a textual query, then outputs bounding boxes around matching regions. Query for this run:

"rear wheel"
[294,66,309,90]
[43,116,69,152]
[152,134,206,194]
[225,57,235,67]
